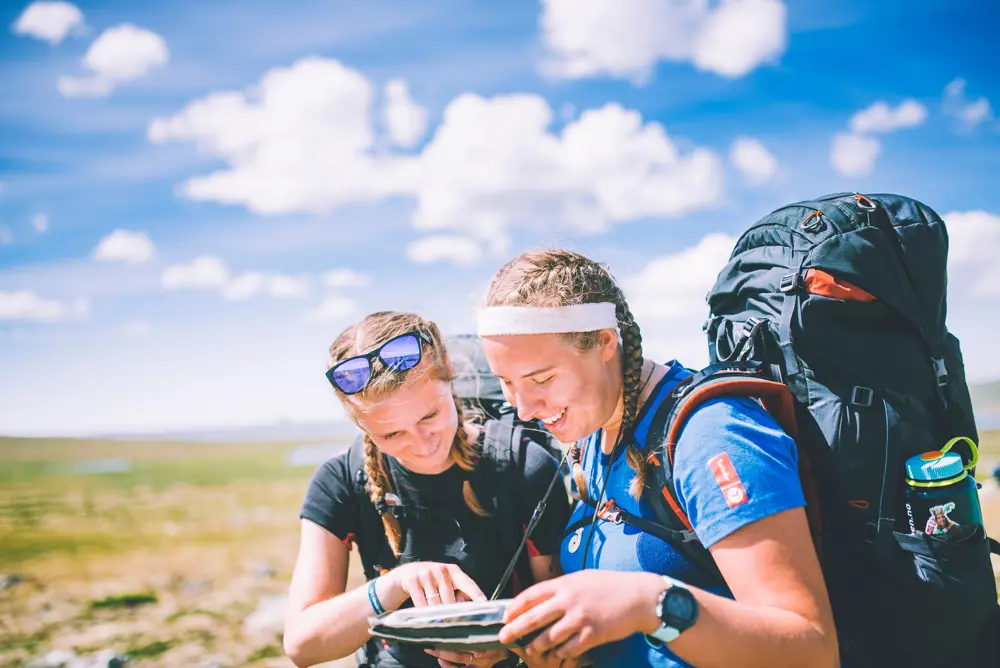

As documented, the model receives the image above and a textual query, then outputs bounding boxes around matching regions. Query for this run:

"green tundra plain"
[2,433,999,667]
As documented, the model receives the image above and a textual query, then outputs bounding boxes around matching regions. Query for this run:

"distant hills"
[98,419,360,444]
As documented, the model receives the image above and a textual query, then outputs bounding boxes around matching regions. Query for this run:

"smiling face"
[481,330,623,443]
[348,370,459,475]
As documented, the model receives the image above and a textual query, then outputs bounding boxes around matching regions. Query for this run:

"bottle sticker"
[708,453,749,509]
[925,502,959,534]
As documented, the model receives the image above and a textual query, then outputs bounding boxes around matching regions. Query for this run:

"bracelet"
[368,578,386,616]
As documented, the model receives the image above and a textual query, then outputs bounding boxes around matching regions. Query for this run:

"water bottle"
[903,437,983,535]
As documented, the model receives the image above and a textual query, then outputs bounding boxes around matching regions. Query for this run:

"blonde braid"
[363,435,403,556]
[450,393,490,517]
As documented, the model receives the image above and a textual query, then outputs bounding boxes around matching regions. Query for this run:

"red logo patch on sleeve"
[708,453,749,508]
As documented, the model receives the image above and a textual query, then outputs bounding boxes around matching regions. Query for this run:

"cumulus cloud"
[12,1,83,45]
[160,256,310,301]
[622,232,737,367]
[58,23,168,98]
[309,295,358,322]
[92,229,156,263]
[831,98,928,177]
[830,132,881,177]
[942,211,1000,298]
[32,213,49,233]
[943,78,994,130]
[729,137,777,185]
[849,99,927,134]
[538,0,787,84]
[161,256,229,290]
[0,290,87,322]
[150,57,725,250]
[406,235,483,267]
[383,79,428,148]
[148,57,417,215]
[220,271,310,301]
[324,268,371,288]
[413,95,724,248]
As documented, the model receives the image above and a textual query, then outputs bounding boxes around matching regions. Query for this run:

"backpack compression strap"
[649,365,824,557]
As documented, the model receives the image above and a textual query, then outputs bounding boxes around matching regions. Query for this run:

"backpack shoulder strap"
[478,412,535,593]
[347,436,399,581]
[646,361,823,558]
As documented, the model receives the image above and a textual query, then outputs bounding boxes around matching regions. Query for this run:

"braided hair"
[484,250,647,499]
[329,312,489,557]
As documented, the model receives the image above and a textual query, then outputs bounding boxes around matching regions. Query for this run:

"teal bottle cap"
[905,451,965,482]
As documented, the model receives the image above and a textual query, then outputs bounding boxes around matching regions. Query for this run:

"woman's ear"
[598,327,620,362]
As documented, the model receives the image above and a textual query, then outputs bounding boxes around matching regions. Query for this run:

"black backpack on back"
[612,192,999,667]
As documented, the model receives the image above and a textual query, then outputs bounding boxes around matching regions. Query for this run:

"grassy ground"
[1,433,998,667]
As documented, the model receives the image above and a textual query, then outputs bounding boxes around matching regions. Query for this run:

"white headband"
[476,302,619,336]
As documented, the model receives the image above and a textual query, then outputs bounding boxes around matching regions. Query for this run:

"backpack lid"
[444,334,505,403]
[905,450,965,482]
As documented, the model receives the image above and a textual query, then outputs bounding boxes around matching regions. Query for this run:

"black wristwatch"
[648,577,699,645]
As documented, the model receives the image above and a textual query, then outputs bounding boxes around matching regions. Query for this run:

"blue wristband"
[368,578,385,616]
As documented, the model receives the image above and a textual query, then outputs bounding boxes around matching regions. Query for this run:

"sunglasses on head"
[326,330,433,395]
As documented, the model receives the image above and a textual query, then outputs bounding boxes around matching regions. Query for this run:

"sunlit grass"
[1,432,997,667]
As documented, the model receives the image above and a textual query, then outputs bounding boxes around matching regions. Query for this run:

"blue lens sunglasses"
[326,330,433,395]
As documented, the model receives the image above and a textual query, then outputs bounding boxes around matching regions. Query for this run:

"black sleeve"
[517,438,572,557]
[299,446,358,543]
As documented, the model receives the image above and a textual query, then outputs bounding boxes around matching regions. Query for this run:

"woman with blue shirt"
[475,249,839,668]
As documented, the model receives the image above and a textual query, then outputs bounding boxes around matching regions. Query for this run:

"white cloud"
[150,58,725,249]
[0,226,12,245]
[12,1,83,45]
[221,271,310,301]
[161,256,229,290]
[324,268,370,288]
[943,78,994,129]
[309,295,358,322]
[692,0,787,79]
[406,235,483,267]
[123,319,152,337]
[849,99,927,134]
[729,137,777,185]
[92,229,156,263]
[148,57,418,215]
[414,95,724,246]
[943,211,1000,298]
[383,79,428,148]
[0,290,86,322]
[622,232,737,368]
[830,132,880,177]
[32,213,49,233]
[161,256,310,301]
[58,23,169,99]
[538,0,786,84]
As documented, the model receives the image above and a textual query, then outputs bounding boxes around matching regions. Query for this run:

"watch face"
[663,588,696,625]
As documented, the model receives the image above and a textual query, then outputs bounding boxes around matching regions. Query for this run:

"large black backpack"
[609,192,999,667]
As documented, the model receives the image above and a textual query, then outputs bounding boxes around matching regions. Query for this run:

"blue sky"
[1,0,999,436]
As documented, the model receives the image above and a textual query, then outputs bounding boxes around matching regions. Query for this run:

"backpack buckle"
[741,317,762,338]
[931,357,949,387]
[779,273,799,293]
[850,386,873,407]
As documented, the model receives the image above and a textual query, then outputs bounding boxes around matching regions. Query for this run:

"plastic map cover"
[368,599,541,650]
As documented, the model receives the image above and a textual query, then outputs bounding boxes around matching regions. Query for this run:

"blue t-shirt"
[558,361,807,668]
